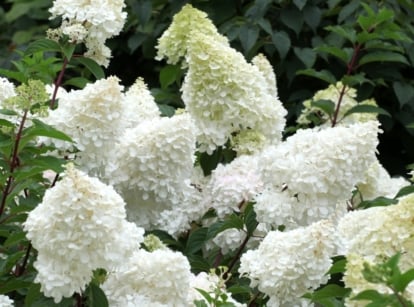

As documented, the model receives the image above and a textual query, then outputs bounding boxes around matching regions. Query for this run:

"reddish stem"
[0,109,28,217]
[50,57,69,109]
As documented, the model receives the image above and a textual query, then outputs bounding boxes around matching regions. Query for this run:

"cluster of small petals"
[202,155,263,218]
[102,249,192,306]
[256,121,379,226]
[337,193,414,264]
[338,194,414,303]
[188,272,246,306]
[0,294,14,307]
[239,220,337,306]
[43,77,125,175]
[108,113,196,199]
[297,82,378,126]
[49,0,126,66]
[155,4,229,65]
[182,34,286,153]
[357,158,409,201]
[0,77,16,104]
[24,164,144,302]
[122,77,160,128]
[251,53,278,98]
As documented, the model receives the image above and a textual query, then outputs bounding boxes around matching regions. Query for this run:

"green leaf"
[0,119,15,128]
[64,77,89,88]
[293,0,307,10]
[239,24,259,53]
[24,39,61,56]
[187,254,211,273]
[0,109,18,116]
[194,300,209,307]
[393,268,414,292]
[159,65,181,89]
[23,119,73,142]
[195,288,213,304]
[338,0,360,23]
[359,51,409,66]
[342,74,373,87]
[25,283,42,307]
[328,258,347,274]
[257,18,273,35]
[4,231,27,247]
[272,31,291,59]
[315,45,350,63]
[127,33,147,53]
[280,6,304,35]
[311,99,335,116]
[311,284,351,300]
[393,81,414,107]
[294,47,316,68]
[394,185,414,198]
[86,283,108,307]
[72,57,105,79]
[185,227,208,254]
[0,278,32,294]
[357,196,397,209]
[325,25,356,44]
[206,215,244,240]
[244,203,258,235]
[61,43,76,60]
[351,289,387,301]
[297,68,336,84]
[303,5,322,33]
[343,104,391,118]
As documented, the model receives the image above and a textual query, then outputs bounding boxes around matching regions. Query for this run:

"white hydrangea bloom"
[297,82,378,126]
[49,0,127,66]
[251,53,278,99]
[338,194,414,304]
[181,34,287,153]
[106,113,205,235]
[0,295,13,307]
[24,164,144,303]
[157,4,286,153]
[202,155,263,218]
[239,220,337,306]
[156,4,229,65]
[43,76,125,175]
[102,249,192,306]
[188,272,246,306]
[356,158,409,202]
[256,121,380,227]
[123,77,160,128]
[0,77,16,104]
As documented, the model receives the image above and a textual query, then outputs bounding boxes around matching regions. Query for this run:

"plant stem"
[0,109,29,217]
[50,56,69,109]
[14,243,32,277]
[331,43,362,127]
[224,234,250,279]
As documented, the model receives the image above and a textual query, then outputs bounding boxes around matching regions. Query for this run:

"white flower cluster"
[106,113,204,235]
[24,164,144,303]
[157,4,287,153]
[0,294,14,307]
[102,249,192,306]
[338,193,414,305]
[356,158,409,201]
[202,155,263,218]
[44,77,126,175]
[49,0,127,66]
[0,77,16,104]
[239,220,337,306]
[255,120,380,227]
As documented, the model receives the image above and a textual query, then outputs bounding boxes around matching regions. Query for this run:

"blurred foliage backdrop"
[1,0,414,176]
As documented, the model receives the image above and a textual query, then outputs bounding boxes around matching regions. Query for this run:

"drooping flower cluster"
[337,193,414,305]
[24,164,144,303]
[255,120,380,228]
[239,220,337,306]
[102,248,192,306]
[157,4,287,153]
[49,0,127,66]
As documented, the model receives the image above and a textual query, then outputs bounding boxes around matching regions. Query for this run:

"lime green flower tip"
[143,234,166,251]
[4,79,49,113]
